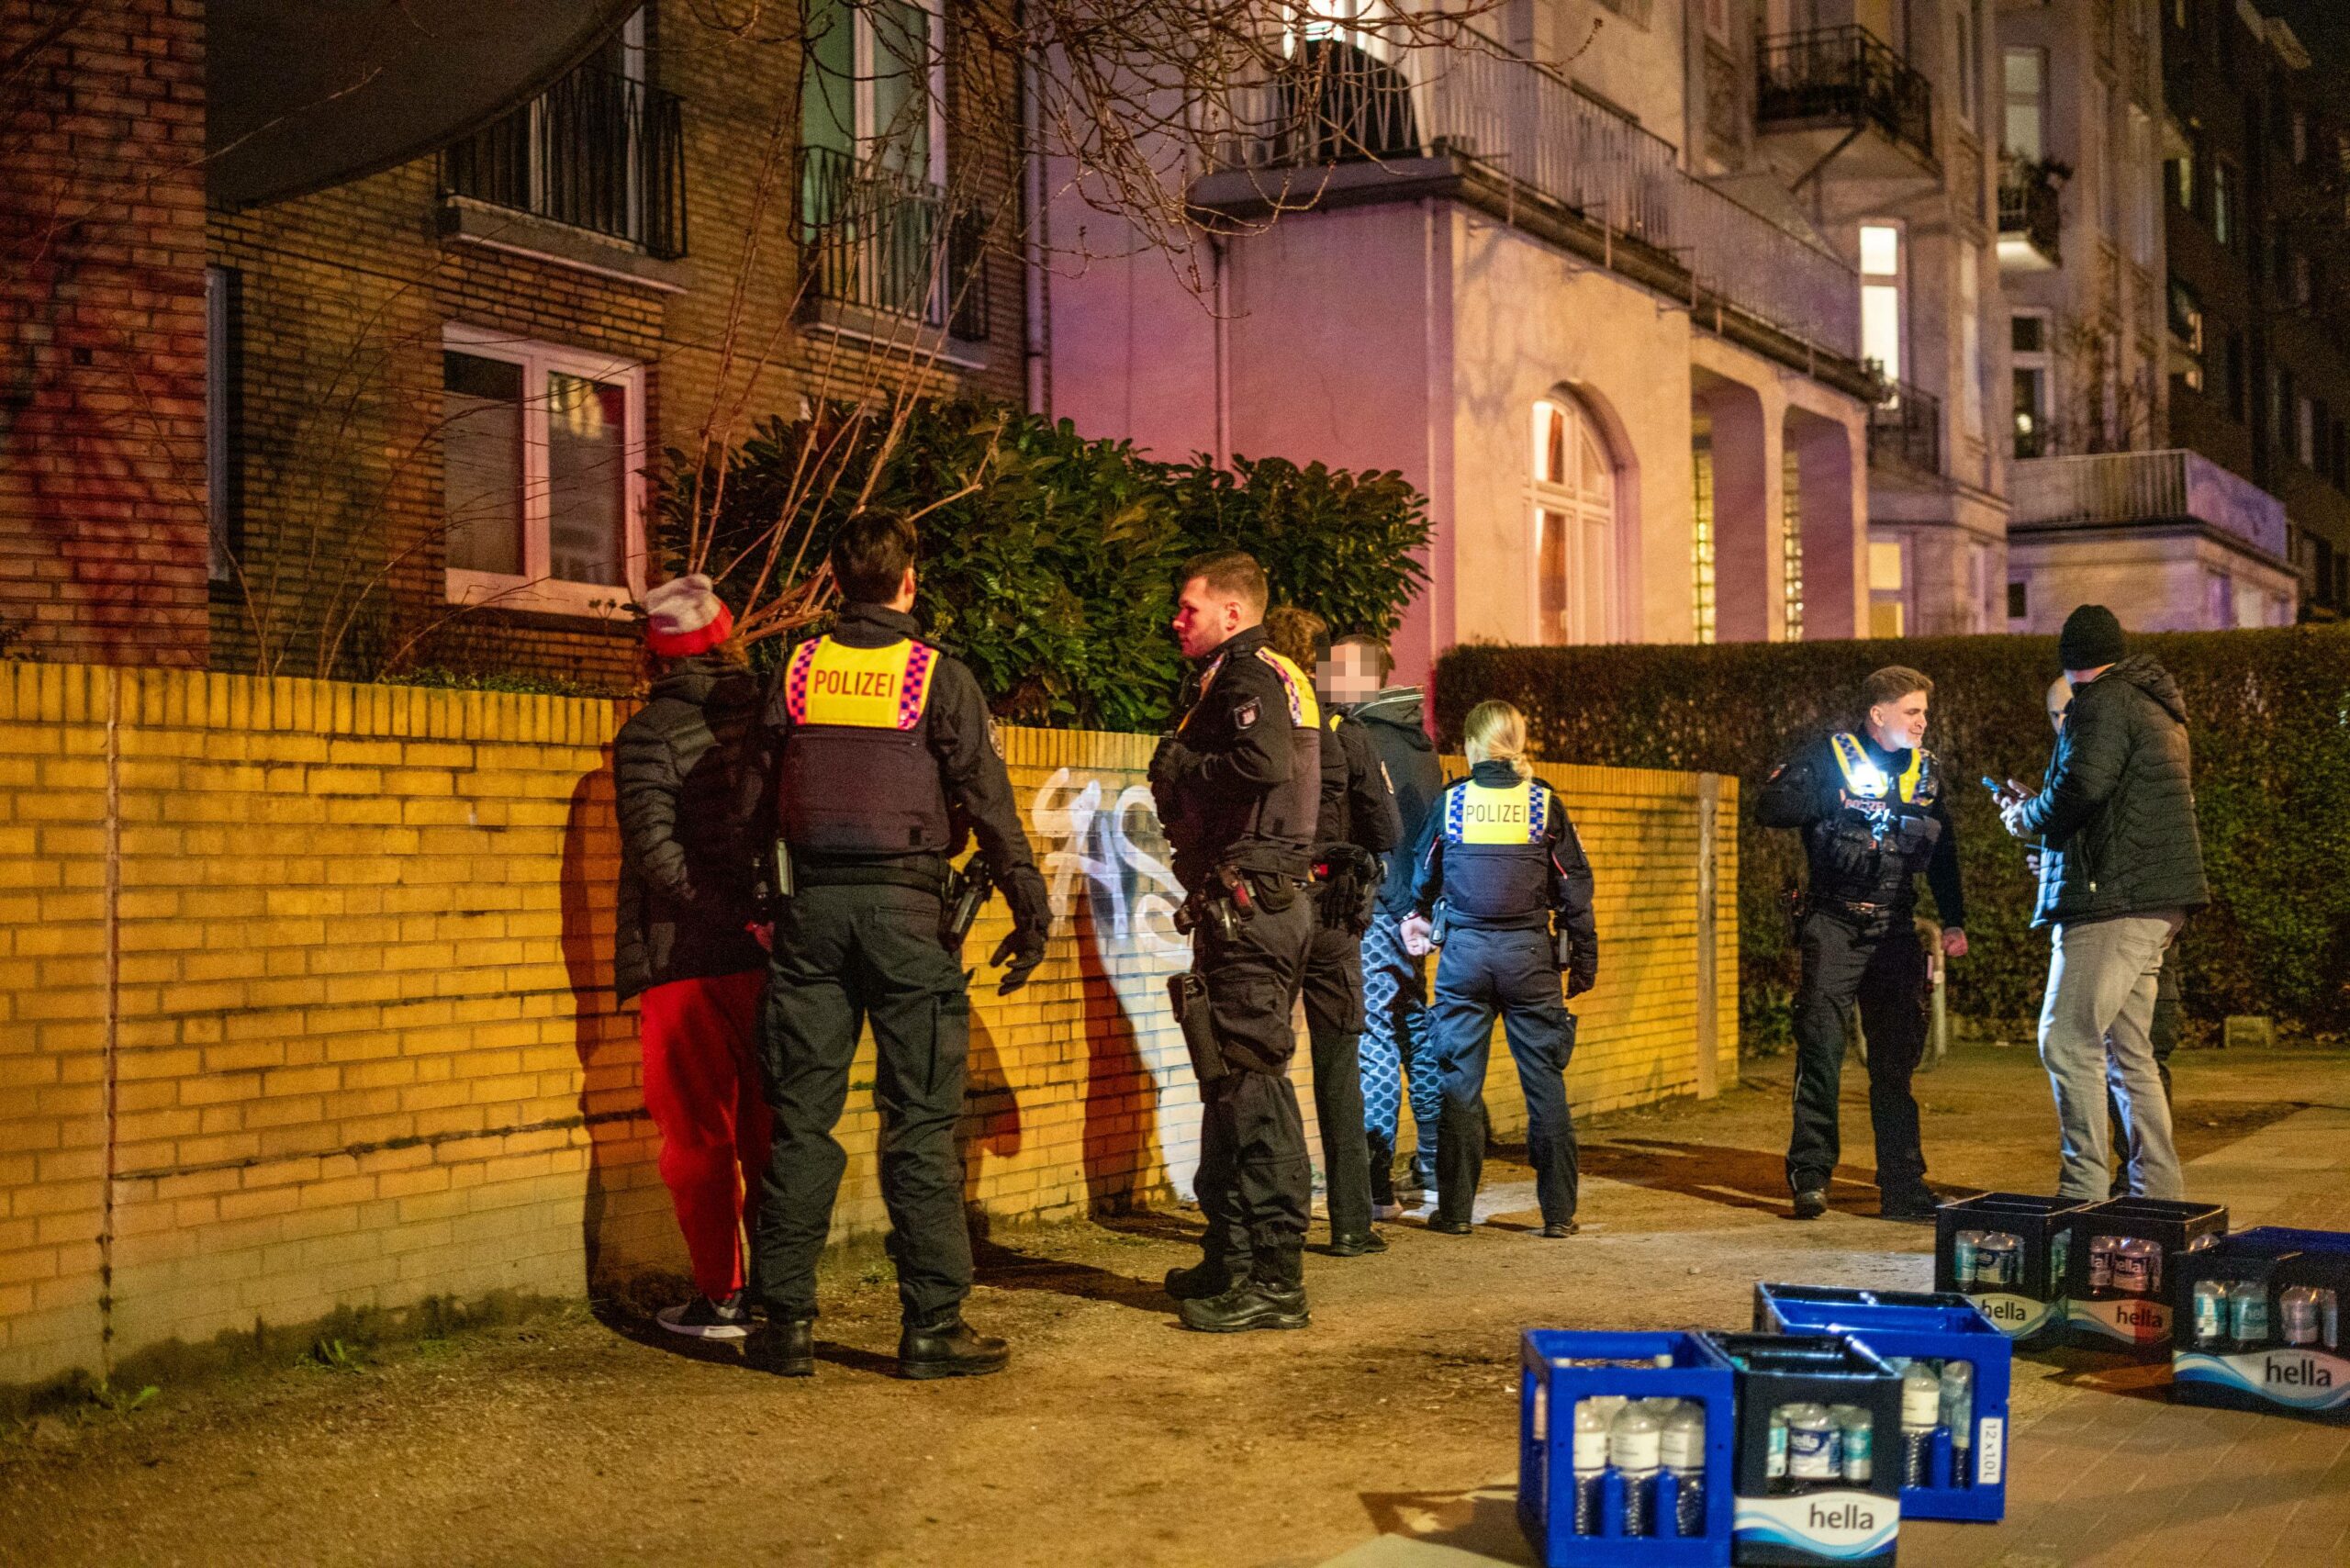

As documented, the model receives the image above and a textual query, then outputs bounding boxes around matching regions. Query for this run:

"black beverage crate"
[1701,1332,1901,1566]
[1932,1193,2092,1344]
[2061,1197,2228,1352]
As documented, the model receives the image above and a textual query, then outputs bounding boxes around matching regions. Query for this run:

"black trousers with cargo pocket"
[752,883,973,1327]
[1190,884,1315,1287]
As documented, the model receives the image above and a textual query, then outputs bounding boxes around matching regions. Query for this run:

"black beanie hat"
[2058,604,2126,670]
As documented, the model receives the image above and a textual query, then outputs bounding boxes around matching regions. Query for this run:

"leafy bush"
[1436,629,2350,1044]
[661,403,1430,731]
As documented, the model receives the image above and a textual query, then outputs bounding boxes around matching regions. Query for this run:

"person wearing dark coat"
[1998,605,2208,1200]
[1337,649,1448,1214]
[1263,609,1401,1258]
[613,575,771,1340]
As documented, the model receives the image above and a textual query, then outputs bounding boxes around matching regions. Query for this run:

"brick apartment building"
[3,0,1024,685]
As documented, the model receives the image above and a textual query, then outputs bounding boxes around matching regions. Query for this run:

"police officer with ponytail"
[739,510,1052,1380]
[1401,700,1597,1238]
[1758,665,1966,1224]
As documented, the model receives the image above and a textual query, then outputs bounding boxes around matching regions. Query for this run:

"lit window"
[1869,539,1907,638]
[1693,431,1717,645]
[1860,223,1903,389]
[2003,48,2045,162]
[1781,446,1805,642]
[1531,396,1618,645]
[2213,159,2235,246]
[442,326,645,615]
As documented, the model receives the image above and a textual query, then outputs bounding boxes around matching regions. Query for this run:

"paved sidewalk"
[1321,1105,2350,1568]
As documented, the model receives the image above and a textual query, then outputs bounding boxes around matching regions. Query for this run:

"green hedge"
[665,403,1430,732]
[1435,629,2350,1046]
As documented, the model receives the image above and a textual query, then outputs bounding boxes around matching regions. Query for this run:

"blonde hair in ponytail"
[1462,700,1534,780]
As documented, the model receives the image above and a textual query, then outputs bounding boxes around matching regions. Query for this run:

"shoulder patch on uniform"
[1234,696,1260,731]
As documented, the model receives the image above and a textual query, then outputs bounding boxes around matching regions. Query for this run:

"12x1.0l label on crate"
[1733,1491,1897,1561]
[2175,1349,2350,1411]
[1975,1416,2004,1485]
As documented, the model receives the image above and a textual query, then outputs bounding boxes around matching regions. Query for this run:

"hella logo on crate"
[2068,1296,2171,1341]
[1734,1491,1897,1560]
[2176,1350,2350,1410]
[1971,1292,2053,1335]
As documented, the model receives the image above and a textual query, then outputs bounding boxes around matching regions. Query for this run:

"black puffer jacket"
[614,657,767,1000]
[1351,687,1443,916]
[2016,655,2209,927]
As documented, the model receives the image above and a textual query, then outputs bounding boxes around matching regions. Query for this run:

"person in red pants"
[616,574,772,1338]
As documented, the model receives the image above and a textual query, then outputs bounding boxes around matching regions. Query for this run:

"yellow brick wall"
[0,665,1736,1392]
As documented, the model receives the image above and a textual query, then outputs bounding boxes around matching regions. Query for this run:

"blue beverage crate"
[1520,1330,1737,1567]
[1752,1283,2014,1524]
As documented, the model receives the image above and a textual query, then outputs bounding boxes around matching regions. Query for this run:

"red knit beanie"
[643,574,734,657]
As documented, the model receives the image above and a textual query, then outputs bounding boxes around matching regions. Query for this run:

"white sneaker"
[656,1294,753,1340]
[1371,1202,1404,1222]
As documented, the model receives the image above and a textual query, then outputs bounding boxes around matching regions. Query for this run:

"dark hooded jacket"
[2015,654,2209,927]
[1350,686,1444,916]
[614,655,767,1000]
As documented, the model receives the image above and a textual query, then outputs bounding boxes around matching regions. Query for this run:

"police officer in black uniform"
[1151,551,1323,1332]
[1758,665,1967,1224]
[739,510,1052,1379]
[1265,607,1401,1257]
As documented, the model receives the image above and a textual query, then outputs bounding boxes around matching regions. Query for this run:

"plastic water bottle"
[1660,1403,1707,1538]
[2087,1234,2118,1293]
[2280,1287,2322,1348]
[1899,1361,1942,1487]
[2048,1226,2071,1293]
[1832,1404,1873,1484]
[1951,1228,1982,1287]
[1610,1401,1662,1537]
[2230,1279,2271,1346]
[1940,1360,1975,1484]
[2191,1279,2228,1347]
[1783,1403,1838,1489]
[1765,1406,1789,1491]
[1572,1400,1609,1535]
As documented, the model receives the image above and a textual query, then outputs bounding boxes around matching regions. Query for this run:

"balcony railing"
[2010,450,2289,560]
[1868,380,1942,475]
[442,70,687,259]
[1209,38,1860,363]
[1998,160,2064,267]
[799,145,989,340]
[1756,27,1936,167]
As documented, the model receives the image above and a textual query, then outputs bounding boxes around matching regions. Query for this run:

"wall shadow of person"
[559,749,651,1305]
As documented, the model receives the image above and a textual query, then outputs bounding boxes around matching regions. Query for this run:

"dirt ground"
[1,1042,2338,1568]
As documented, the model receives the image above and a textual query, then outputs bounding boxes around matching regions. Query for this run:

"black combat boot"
[1178,1250,1310,1333]
[1163,1260,1235,1300]
[897,1316,1010,1380]
[744,1316,815,1377]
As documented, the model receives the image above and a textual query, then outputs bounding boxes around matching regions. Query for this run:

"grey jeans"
[2038,913,2185,1200]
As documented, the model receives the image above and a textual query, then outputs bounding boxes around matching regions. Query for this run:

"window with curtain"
[1531,396,1618,645]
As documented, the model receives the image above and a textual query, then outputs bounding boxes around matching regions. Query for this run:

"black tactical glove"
[990,928,1047,995]
[991,871,1054,995]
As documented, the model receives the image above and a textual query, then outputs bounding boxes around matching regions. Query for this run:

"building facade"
[4,1,1024,683]
[2153,0,2345,624]
[1998,0,2292,633]
[1040,1,1882,682]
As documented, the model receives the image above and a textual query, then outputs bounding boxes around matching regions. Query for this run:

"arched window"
[1531,394,1618,644]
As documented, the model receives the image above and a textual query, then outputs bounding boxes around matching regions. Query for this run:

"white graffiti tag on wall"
[1027,767,1203,1192]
